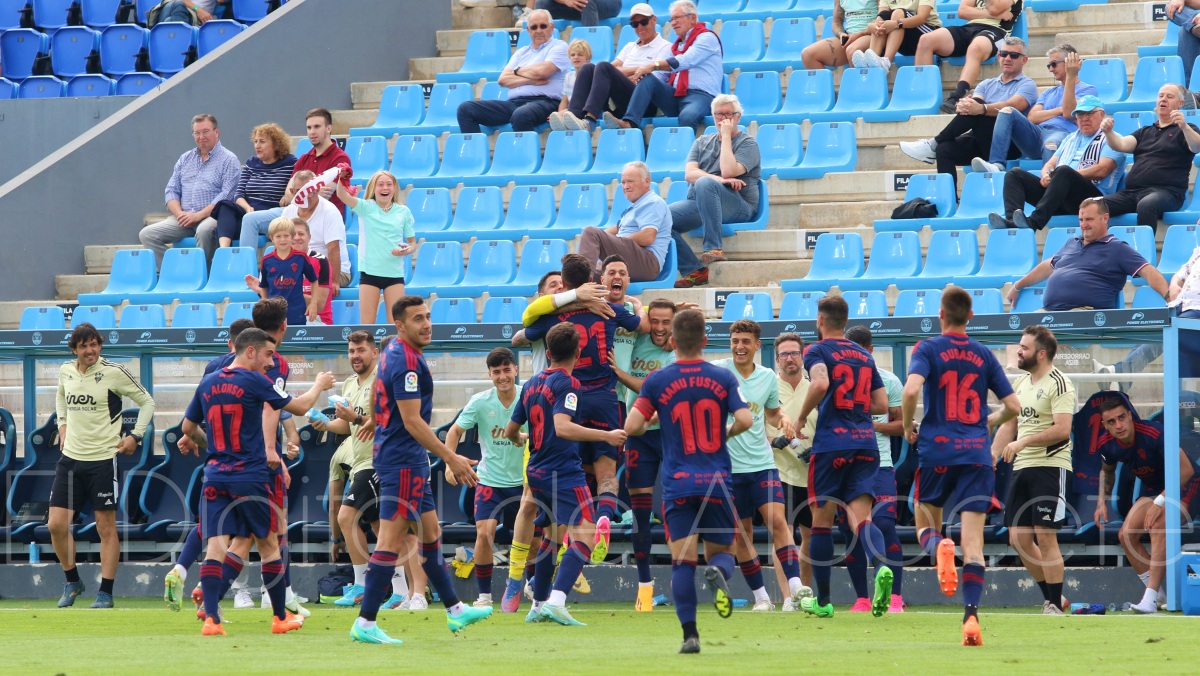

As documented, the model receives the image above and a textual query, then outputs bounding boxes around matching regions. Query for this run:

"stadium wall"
[0,0,450,302]
[0,97,135,185]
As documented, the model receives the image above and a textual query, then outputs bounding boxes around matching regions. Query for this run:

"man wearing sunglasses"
[900,36,1037,190]
[534,0,620,27]
[456,9,569,134]
[913,0,1024,113]
[972,45,1097,174]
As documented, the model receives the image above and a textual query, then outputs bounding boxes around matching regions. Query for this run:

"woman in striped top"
[215,122,297,248]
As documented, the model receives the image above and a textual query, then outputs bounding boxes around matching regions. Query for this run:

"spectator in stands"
[138,113,240,270]
[577,161,672,283]
[989,95,1125,231]
[1168,0,1200,82]
[1100,84,1200,230]
[557,39,592,115]
[800,0,876,70]
[280,170,349,289]
[456,10,569,134]
[603,0,723,131]
[535,0,620,27]
[239,108,352,250]
[151,0,226,26]
[914,0,1025,113]
[214,123,296,249]
[972,46,1097,173]
[245,217,318,326]
[899,36,1036,190]
[335,170,416,325]
[852,0,941,71]
[1006,198,1168,311]
[290,218,333,326]
[549,3,671,132]
[670,94,761,289]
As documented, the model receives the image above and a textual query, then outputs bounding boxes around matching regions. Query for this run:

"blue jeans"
[1175,7,1200,83]
[535,0,620,26]
[668,176,754,275]
[239,206,284,247]
[158,1,197,24]
[622,76,714,129]
[455,96,559,134]
[987,108,1067,166]
[1115,308,1200,376]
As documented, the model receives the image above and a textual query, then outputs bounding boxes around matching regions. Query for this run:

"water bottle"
[732,598,749,608]
[306,408,330,424]
[1108,603,1118,613]
[328,395,350,408]
[28,543,40,563]
[652,594,670,607]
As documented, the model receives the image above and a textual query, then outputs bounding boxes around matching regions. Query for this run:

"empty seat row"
[0,71,160,97]
[330,296,532,326]
[2,0,275,31]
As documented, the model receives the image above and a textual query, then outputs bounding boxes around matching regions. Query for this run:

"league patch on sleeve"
[565,392,578,412]
[274,377,287,398]
[404,372,419,393]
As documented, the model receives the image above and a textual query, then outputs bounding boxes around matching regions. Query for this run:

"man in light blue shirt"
[456,10,569,133]
[577,161,672,282]
[605,0,723,130]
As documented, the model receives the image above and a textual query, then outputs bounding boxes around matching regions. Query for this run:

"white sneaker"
[513,6,533,27]
[851,50,869,69]
[473,593,493,608]
[1093,359,1120,392]
[407,594,429,611]
[1130,598,1158,614]
[781,598,799,612]
[524,579,535,601]
[789,581,814,603]
[1041,600,1064,615]
[292,593,309,604]
[234,588,254,609]
[285,597,311,618]
[970,157,1004,174]
[899,138,937,164]
[863,48,883,68]
[260,588,270,609]
[751,599,775,612]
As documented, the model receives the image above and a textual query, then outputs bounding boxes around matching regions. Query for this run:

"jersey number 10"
[670,400,721,454]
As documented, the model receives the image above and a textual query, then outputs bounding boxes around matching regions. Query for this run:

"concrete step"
[55,274,107,301]
[351,80,435,110]
[709,258,810,288]
[1060,31,1165,56]
[1029,2,1160,34]
[0,301,62,330]
[328,108,377,136]
[451,0,516,30]
[411,56,466,82]
[84,245,143,275]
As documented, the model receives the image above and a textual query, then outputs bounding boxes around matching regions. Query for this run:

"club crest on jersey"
[95,372,104,383]
[274,377,287,397]
[405,372,419,392]
[565,392,578,411]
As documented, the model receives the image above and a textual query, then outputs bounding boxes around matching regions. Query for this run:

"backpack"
[890,196,938,220]
[316,564,392,604]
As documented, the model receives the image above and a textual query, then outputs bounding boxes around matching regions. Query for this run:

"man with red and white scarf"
[605,0,723,131]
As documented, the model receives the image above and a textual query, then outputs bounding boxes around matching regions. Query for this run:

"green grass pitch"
[0,598,1192,674]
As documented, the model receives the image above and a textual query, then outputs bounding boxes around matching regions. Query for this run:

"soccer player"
[52,322,155,609]
[349,296,492,645]
[1095,398,1199,613]
[796,295,891,618]
[625,309,752,654]
[900,288,1019,645]
[845,325,906,614]
[711,319,810,612]
[444,347,527,608]
[993,325,1075,615]
[506,322,628,626]
[178,327,335,636]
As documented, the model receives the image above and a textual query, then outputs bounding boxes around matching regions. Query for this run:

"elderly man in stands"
[603,0,723,131]
[1099,84,1200,230]
[670,94,760,289]
[138,113,240,270]
[456,10,568,133]
[900,36,1037,190]
[1007,198,1168,311]
[578,161,672,283]
[535,0,619,26]
[914,0,1025,113]
[549,3,671,132]
[988,95,1125,231]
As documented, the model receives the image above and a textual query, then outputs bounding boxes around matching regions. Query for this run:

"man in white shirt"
[280,170,350,287]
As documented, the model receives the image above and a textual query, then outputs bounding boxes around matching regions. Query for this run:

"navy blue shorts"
[577,389,623,465]
[529,478,594,526]
[473,484,523,524]
[377,464,436,522]
[625,430,662,490]
[872,466,898,520]
[662,495,738,546]
[808,448,879,508]
[201,479,274,539]
[915,463,998,514]
[730,468,785,519]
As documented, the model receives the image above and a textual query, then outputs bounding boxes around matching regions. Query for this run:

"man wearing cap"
[988,94,1126,230]
[536,0,620,27]
[550,3,673,132]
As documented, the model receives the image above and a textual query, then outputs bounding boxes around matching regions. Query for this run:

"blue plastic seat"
[730,70,781,122]
[1110,111,1149,137]
[756,17,816,71]
[782,231,865,291]
[861,66,940,122]
[574,128,643,183]
[430,298,478,324]
[872,173,957,232]
[809,68,888,122]
[67,73,115,96]
[525,130,593,185]
[1138,20,1179,58]
[933,170,1004,230]
[1080,57,1128,104]
[147,21,195,76]
[895,230,979,290]
[128,247,207,303]
[967,288,1005,315]
[18,75,64,98]
[183,246,258,303]
[720,292,773,321]
[71,304,116,328]
[755,69,834,123]
[349,84,424,137]
[78,249,156,305]
[417,82,473,135]
[756,123,803,176]
[510,239,569,296]
[626,238,678,294]
[720,19,765,72]
[498,185,556,240]
[482,296,529,323]
[645,126,695,180]
[838,231,921,291]
[19,306,66,330]
[1,29,49,80]
[464,130,541,187]
[222,301,255,325]
[893,289,943,317]
[1169,181,1200,224]
[786,0,826,18]
[846,290,888,319]
[0,77,16,98]
[51,26,100,79]
[954,228,1036,288]
[1158,224,1200,277]
[696,0,746,20]
[114,71,162,95]
[119,304,167,328]
[99,24,147,77]
[344,135,389,182]
[778,291,825,320]
[1012,286,1046,312]
[0,0,30,30]
[1041,226,1079,262]
[329,300,358,324]
[1107,56,1185,113]
[1110,225,1157,266]
[448,239,517,297]
[550,183,608,237]
[32,0,73,31]
[775,122,856,179]
[571,25,614,63]
[662,179,688,204]
[388,134,440,184]
[406,241,465,297]
[197,20,244,58]
[82,0,121,28]
[293,137,313,157]
[606,185,633,227]
[1131,285,1166,308]
[479,80,507,100]
[436,30,511,84]
[425,186,504,242]
[233,0,270,23]
[416,132,491,188]
[171,303,218,327]
[408,187,454,235]
[515,24,562,50]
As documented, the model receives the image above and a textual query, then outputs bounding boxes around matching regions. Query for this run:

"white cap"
[629,2,655,18]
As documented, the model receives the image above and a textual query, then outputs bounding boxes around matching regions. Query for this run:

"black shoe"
[987,213,1013,230]
[680,636,701,654]
[1012,211,1033,230]
[940,95,960,114]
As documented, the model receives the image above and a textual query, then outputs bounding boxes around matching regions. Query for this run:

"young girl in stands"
[558,39,593,114]
[244,217,319,325]
[335,168,416,324]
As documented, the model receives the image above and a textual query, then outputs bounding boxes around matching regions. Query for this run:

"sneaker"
[191,586,203,613]
[680,636,701,654]
[865,48,887,69]
[293,593,310,604]
[1012,211,1033,230]
[871,567,894,617]
[525,607,545,623]
[899,138,937,164]
[548,111,567,132]
[800,596,834,617]
[602,111,631,130]
[878,56,892,71]
[941,94,961,114]
[271,611,305,634]
[888,594,904,613]
[789,580,814,604]
[285,596,311,618]
[91,592,114,609]
[1130,598,1158,614]
[334,583,365,607]
[57,581,85,608]
[593,516,611,563]
[448,605,494,633]
[987,213,1014,230]
[573,573,591,594]
[751,599,775,612]
[234,588,254,609]
[699,249,727,265]
[164,570,183,612]
[636,584,655,612]
[560,111,591,132]
[513,5,533,27]
[1041,600,1064,615]
[704,565,733,619]
[383,593,406,610]
[350,622,403,644]
[851,50,869,69]
[674,267,709,288]
[937,538,959,597]
[781,598,799,612]
[962,616,983,646]
[971,157,1004,174]
[407,594,429,611]
[1093,359,1120,392]
[524,579,536,601]
[848,598,872,612]
[501,578,524,613]
[201,617,227,636]
[539,603,585,626]
[473,593,493,608]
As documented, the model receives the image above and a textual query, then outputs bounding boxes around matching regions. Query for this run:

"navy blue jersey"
[374,338,434,469]
[803,338,884,454]
[205,349,290,471]
[511,367,585,485]
[524,304,641,392]
[260,250,317,325]
[908,333,1014,466]
[184,366,291,482]
[1097,420,1193,497]
[633,360,748,500]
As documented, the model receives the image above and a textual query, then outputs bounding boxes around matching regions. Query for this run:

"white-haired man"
[577,161,673,283]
